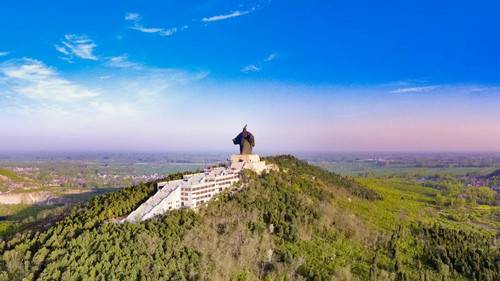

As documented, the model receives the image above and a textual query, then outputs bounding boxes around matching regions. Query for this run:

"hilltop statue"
[233,125,255,154]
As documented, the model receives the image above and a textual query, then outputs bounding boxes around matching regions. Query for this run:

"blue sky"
[1,0,500,151]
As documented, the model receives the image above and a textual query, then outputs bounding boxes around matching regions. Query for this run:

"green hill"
[0,156,498,281]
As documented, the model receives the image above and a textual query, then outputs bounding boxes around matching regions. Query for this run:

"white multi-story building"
[124,154,269,222]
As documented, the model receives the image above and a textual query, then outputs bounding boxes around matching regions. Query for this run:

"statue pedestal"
[230,154,267,174]
[230,154,261,163]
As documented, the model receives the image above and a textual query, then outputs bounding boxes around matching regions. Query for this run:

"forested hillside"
[0,156,498,280]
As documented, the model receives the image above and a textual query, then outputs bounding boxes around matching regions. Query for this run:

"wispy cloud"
[55,45,69,56]
[105,54,143,69]
[104,53,208,83]
[390,85,439,94]
[0,56,216,150]
[202,9,253,22]
[55,34,98,61]
[241,64,260,73]
[264,53,277,62]
[0,58,100,101]
[125,12,179,37]
[468,86,500,93]
[0,51,9,57]
[131,25,178,36]
[1,57,208,113]
[124,12,140,21]
[241,52,277,73]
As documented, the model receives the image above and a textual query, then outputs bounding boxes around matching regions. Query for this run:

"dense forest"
[0,156,498,280]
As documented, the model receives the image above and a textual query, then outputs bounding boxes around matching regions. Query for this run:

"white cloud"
[105,54,142,69]
[130,25,163,33]
[103,54,209,87]
[55,34,98,61]
[0,51,9,57]
[0,58,100,102]
[241,64,260,73]
[125,12,140,21]
[54,45,69,55]
[468,86,500,93]
[241,52,276,73]
[241,53,278,73]
[390,85,439,94]
[202,10,252,22]
[125,12,179,37]
[104,55,209,83]
[130,24,178,36]
[130,23,178,37]
[160,27,177,36]
[59,56,74,64]
[264,53,277,62]
[0,56,217,150]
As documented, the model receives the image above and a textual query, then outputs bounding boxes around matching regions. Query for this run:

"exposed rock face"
[0,191,56,205]
[0,189,98,205]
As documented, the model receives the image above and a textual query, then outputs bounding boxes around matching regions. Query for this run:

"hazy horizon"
[2,150,500,155]
[1,1,500,152]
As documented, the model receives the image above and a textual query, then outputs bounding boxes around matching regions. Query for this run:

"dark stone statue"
[233,125,255,154]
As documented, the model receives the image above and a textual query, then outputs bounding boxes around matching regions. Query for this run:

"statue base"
[230,154,267,174]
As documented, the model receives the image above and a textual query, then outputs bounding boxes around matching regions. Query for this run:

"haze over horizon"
[1,1,500,152]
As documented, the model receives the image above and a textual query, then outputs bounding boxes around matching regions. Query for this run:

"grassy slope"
[0,168,40,192]
[0,156,498,281]
[0,169,24,182]
[344,178,500,232]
